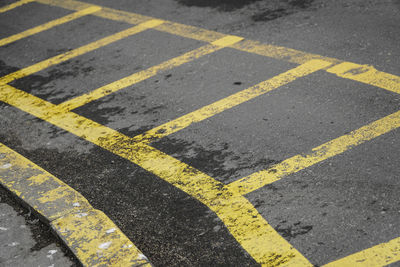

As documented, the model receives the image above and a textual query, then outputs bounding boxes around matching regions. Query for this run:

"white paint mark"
[20,225,26,228]
[9,242,19,247]
[72,202,80,207]
[0,227,8,231]
[98,241,112,249]
[48,250,57,255]
[48,264,55,267]
[138,254,148,260]
[0,163,12,169]
[106,228,115,234]
[75,213,88,218]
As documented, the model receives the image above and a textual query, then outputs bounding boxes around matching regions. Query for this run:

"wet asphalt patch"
[0,106,257,266]
[175,0,315,22]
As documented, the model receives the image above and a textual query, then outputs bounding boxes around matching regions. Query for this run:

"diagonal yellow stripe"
[0,19,164,85]
[0,0,33,13]
[0,6,102,47]
[0,83,312,266]
[323,237,400,267]
[133,59,332,144]
[327,62,400,94]
[57,35,243,112]
[35,0,400,95]
[227,109,400,195]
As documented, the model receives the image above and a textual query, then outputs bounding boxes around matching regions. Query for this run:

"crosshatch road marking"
[57,35,244,112]
[0,83,313,266]
[1,0,400,265]
[226,109,400,195]
[0,6,102,47]
[133,59,332,144]
[323,237,400,267]
[0,18,164,85]
[0,0,33,13]
[0,142,151,266]
[36,0,400,94]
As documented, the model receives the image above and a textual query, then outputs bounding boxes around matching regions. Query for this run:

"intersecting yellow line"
[227,108,400,195]
[0,0,33,13]
[133,59,332,143]
[323,237,400,267]
[0,83,312,266]
[0,18,164,85]
[0,6,101,47]
[57,35,244,112]
[1,0,399,265]
[35,0,400,95]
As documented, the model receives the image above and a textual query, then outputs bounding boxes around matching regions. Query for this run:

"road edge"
[0,142,152,266]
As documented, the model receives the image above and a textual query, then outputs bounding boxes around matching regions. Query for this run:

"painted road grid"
[0,0,399,266]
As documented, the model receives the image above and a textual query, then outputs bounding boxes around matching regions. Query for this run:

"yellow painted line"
[0,83,312,266]
[0,0,33,13]
[0,142,151,266]
[323,237,400,267]
[35,0,400,95]
[230,39,339,65]
[0,19,164,85]
[0,6,101,47]
[133,59,332,144]
[57,35,244,112]
[227,109,400,195]
[327,62,400,94]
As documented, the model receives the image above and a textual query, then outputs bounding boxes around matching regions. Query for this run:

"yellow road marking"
[34,0,400,95]
[327,62,400,94]
[227,109,400,195]
[0,0,33,13]
[0,6,101,47]
[0,83,312,266]
[323,237,400,267]
[133,59,332,144]
[0,142,150,266]
[0,19,164,85]
[57,35,243,112]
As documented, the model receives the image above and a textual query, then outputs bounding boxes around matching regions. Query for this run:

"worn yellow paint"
[134,59,332,143]
[0,141,151,266]
[0,6,101,47]
[323,237,400,267]
[53,209,150,266]
[35,0,400,95]
[37,186,73,203]
[0,0,34,13]
[228,109,400,195]
[57,35,243,112]
[0,83,312,266]
[26,172,51,185]
[327,62,400,94]
[0,19,164,85]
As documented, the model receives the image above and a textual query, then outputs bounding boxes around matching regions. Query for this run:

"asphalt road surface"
[0,0,399,266]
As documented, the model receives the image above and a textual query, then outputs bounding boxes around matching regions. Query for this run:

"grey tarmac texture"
[0,0,399,266]
[0,187,77,267]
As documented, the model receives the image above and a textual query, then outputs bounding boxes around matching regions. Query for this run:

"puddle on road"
[175,0,315,22]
